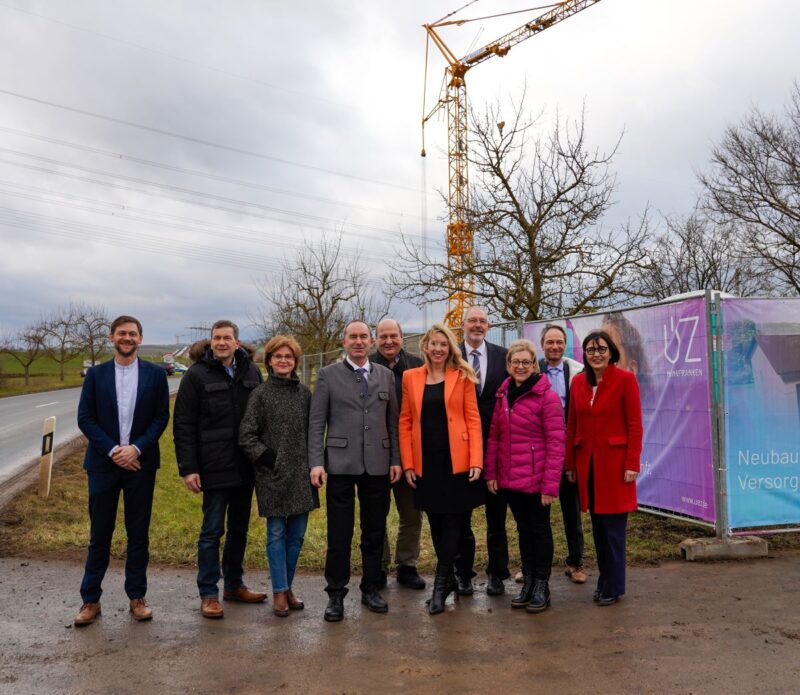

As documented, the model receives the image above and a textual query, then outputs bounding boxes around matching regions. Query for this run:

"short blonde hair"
[506,339,540,374]
[419,323,478,383]
[263,334,302,367]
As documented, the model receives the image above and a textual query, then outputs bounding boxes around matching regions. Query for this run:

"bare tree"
[0,323,48,385]
[253,233,391,358]
[699,84,800,295]
[73,302,110,366]
[393,99,653,321]
[639,211,772,300]
[41,304,83,381]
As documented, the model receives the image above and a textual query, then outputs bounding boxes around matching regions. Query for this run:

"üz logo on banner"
[663,316,702,365]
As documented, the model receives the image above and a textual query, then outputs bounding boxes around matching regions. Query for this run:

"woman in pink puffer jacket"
[484,339,565,614]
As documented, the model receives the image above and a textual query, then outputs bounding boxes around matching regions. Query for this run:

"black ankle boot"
[511,573,534,608]
[428,574,451,615]
[526,579,551,614]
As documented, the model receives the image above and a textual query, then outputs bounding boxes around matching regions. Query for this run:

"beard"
[115,343,138,357]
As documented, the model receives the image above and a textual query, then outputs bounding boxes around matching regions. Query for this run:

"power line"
[0,149,428,242]
[0,125,437,223]
[0,207,283,273]
[0,206,388,287]
[0,87,430,194]
[0,183,405,267]
[0,156,437,255]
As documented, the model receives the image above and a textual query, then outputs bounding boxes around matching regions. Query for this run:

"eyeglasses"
[585,346,609,356]
[272,355,295,362]
[509,359,534,367]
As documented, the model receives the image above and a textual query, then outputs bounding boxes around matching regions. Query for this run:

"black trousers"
[590,511,628,598]
[483,488,510,579]
[427,511,474,578]
[324,473,390,595]
[504,489,554,581]
[80,468,156,603]
[558,470,585,567]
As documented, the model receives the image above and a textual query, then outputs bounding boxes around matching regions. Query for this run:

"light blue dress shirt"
[546,361,567,408]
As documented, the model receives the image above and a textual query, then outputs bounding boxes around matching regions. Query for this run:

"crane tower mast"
[422,0,604,328]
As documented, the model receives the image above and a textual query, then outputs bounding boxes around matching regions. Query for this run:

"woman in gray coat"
[239,335,319,617]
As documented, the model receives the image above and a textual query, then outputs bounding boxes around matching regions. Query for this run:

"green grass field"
[0,353,85,396]
[0,352,180,397]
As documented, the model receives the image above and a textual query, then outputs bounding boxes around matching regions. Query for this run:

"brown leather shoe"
[565,565,588,584]
[200,597,224,619]
[129,598,153,621]
[287,590,304,611]
[223,585,267,603]
[74,602,101,626]
[273,591,290,618]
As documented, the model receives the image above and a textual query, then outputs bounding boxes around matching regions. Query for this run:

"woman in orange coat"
[399,323,484,615]
[566,329,642,606]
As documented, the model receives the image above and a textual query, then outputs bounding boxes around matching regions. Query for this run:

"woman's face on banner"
[603,322,638,375]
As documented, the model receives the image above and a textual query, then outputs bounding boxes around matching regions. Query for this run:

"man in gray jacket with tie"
[308,320,402,622]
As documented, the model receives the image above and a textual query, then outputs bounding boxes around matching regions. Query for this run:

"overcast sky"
[1,0,798,344]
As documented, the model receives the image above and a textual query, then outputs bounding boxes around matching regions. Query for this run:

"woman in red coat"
[565,330,642,606]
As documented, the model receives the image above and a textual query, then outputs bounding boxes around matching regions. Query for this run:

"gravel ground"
[1,553,799,694]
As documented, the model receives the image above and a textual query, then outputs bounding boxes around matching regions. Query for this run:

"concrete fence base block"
[679,536,769,561]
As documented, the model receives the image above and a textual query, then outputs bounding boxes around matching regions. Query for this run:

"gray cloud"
[1,0,798,342]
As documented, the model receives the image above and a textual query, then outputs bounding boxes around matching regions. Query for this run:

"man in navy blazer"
[74,315,170,626]
[459,306,510,596]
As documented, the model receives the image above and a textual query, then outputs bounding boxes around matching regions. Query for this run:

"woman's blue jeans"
[266,513,308,593]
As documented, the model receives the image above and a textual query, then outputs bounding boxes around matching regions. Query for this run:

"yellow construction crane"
[422,0,605,328]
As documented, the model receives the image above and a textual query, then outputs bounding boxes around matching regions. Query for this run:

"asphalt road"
[0,377,181,486]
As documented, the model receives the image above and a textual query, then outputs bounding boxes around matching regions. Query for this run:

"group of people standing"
[72,309,642,626]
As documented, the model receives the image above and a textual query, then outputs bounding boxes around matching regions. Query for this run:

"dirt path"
[1,553,799,694]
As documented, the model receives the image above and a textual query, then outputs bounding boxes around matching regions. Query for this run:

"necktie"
[356,367,368,397]
[471,350,482,396]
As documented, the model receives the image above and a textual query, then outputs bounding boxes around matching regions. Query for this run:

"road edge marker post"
[39,416,56,499]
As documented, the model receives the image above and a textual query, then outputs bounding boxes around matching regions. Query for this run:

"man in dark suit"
[308,320,401,622]
[539,324,587,584]
[369,318,425,591]
[459,306,509,596]
[74,315,170,626]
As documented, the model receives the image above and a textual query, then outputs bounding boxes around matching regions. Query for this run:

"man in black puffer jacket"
[173,320,265,619]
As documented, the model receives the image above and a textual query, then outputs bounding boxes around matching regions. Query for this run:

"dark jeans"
[197,484,254,598]
[80,468,156,604]
[427,511,473,578]
[558,470,585,567]
[590,511,628,598]
[484,488,510,579]
[504,489,554,581]
[324,473,390,595]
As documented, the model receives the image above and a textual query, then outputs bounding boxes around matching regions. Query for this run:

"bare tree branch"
[251,233,391,359]
[72,302,110,367]
[392,98,653,321]
[0,323,48,385]
[699,83,800,295]
[41,304,83,382]
[636,210,773,300]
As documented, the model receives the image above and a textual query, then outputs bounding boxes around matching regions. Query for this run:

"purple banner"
[524,297,716,522]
